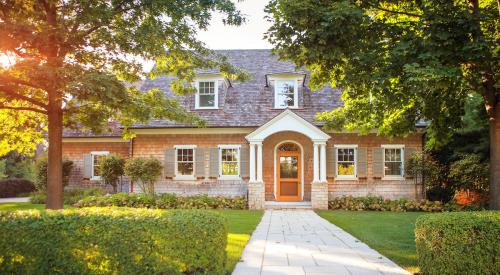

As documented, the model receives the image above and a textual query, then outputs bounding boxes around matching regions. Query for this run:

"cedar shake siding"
[63,132,423,200]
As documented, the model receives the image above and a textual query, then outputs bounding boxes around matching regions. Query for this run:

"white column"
[320,143,327,182]
[249,143,256,182]
[257,142,263,182]
[313,143,319,182]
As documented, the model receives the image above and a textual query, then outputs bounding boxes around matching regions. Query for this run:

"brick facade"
[62,132,423,201]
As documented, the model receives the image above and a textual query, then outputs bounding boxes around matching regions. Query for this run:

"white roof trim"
[245,110,330,142]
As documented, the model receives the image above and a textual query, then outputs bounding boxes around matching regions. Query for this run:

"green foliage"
[328,196,482,212]
[99,154,125,193]
[405,152,451,200]
[75,193,247,210]
[0,160,6,179]
[0,151,36,181]
[0,0,249,155]
[265,0,499,147]
[0,207,228,274]
[0,179,35,198]
[448,154,489,193]
[124,157,162,196]
[415,211,500,275]
[30,188,104,205]
[34,157,74,191]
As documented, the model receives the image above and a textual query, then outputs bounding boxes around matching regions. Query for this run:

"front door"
[277,143,301,202]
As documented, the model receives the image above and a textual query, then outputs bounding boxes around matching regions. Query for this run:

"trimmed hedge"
[328,195,483,212]
[329,196,447,212]
[75,193,247,209]
[415,211,500,275]
[0,207,227,274]
[0,179,35,198]
[30,188,105,205]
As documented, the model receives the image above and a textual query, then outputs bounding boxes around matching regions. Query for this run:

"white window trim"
[273,78,299,109]
[381,144,405,180]
[218,144,241,180]
[90,151,109,180]
[194,77,220,110]
[334,145,358,180]
[174,145,197,180]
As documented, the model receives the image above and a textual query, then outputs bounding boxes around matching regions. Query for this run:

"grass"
[317,210,429,273]
[0,202,263,274]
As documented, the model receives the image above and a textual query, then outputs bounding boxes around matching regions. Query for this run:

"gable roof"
[135,49,342,128]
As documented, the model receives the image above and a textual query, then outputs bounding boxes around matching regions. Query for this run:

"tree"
[100,154,125,193]
[124,157,162,196]
[0,0,248,209]
[265,0,499,208]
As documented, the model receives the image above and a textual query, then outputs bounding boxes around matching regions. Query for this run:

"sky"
[197,0,272,49]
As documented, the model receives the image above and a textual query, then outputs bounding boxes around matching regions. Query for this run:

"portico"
[245,110,331,209]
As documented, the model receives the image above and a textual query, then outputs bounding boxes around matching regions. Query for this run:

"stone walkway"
[0,197,30,203]
[233,210,409,275]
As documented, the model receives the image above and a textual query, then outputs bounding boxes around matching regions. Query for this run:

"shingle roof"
[135,49,342,128]
[63,49,342,137]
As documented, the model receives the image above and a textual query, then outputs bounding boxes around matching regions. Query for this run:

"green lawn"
[317,210,429,273]
[0,202,263,274]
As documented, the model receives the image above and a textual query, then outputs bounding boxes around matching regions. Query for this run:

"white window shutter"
[239,147,249,178]
[357,148,367,178]
[164,148,176,178]
[194,148,206,178]
[326,147,336,178]
[208,148,219,178]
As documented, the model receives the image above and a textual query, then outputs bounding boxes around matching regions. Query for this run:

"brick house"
[62,49,424,209]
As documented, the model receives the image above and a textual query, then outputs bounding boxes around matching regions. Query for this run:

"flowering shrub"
[328,196,482,212]
[75,193,247,209]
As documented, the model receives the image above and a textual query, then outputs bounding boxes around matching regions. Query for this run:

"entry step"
[265,201,312,210]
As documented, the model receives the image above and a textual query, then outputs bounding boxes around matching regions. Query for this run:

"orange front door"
[277,151,301,202]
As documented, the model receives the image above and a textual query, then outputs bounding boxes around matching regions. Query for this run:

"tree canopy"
[265,0,499,208]
[265,0,498,146]
[0,0,248,208]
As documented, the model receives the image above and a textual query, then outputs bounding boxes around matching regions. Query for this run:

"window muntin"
[384,147,403,177]
[175,147,195,178]
[275,80,297,108]
[337,148,356,177]
[91,151,109,179]
[196,81,217,108]
[219,145,240,178]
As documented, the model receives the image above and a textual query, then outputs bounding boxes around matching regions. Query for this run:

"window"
[383,145,404,177]
[335,146,357,179]
[195,80,218,109]
[219,145,240,179]
[91,151,109,180]
[274,80,298,108]
[175,145,196,179]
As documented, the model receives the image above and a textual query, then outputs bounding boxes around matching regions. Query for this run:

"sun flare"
[0,53,15,68]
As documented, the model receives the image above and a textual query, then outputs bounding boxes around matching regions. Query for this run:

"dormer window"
[270,76,300,109]
[195,78,219,109]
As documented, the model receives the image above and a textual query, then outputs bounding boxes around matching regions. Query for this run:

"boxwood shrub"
[0,179,35,198]
[415,211,500,275]
[0,207,227,274]
[328,195,482,212]
[75,193,247,209]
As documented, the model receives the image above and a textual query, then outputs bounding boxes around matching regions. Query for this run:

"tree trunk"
[46,99,64,210]
[490,103,500,209]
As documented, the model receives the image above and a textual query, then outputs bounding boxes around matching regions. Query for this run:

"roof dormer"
[266,73,306,109]
[194,74,224,110]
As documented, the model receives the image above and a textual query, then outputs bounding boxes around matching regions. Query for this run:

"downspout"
[129,137,134,193]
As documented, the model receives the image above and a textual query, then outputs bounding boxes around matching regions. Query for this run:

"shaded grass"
[317,210,429,273]
[0,203,263,274]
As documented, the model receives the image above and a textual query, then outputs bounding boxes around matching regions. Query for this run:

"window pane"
[280,156,298,178]
[178,162,193,175]
[337,163,355,176]
[199,94,215,107]
[276,81,295,107]
[222,162,238,176]
[221,148,239,176]
[93,155,105,177]
[385,162,402,176]
[199,81,215,94]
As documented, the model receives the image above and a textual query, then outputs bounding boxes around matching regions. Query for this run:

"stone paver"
[233,210,409,275]
[0,197,30,203]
